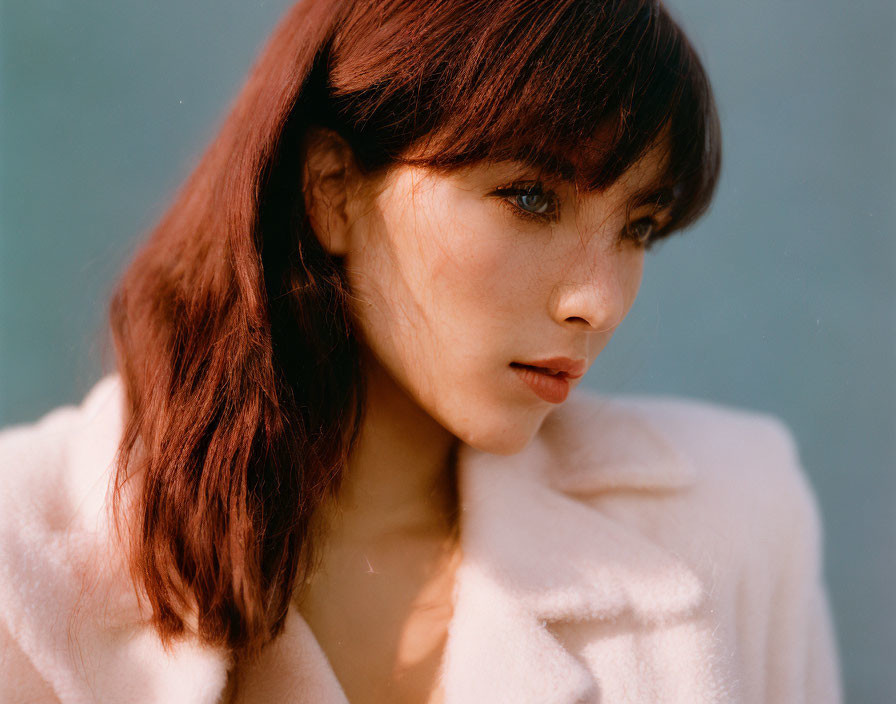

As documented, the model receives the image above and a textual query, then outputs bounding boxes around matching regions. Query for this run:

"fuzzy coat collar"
[0,375,706,704]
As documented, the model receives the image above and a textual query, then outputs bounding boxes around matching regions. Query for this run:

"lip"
[510,364,573,403]
[509,357,588,404]
[512,357,587,379]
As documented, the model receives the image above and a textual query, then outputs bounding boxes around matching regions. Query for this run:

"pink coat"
[0,374,842,703]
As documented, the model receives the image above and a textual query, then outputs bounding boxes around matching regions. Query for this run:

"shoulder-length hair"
[108,0,721,659]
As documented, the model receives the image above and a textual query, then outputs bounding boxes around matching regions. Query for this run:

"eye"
[625,217,660,248]
[492,181,560,223]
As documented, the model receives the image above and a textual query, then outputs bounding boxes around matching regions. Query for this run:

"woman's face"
[307,134,671,455]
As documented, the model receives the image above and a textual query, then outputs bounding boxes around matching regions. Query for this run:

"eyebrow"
[508,146,578,182]
[630,186,676,210]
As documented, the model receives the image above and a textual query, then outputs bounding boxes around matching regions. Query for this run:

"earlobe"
[301,127,358,257]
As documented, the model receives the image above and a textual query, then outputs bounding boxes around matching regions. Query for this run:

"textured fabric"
[0,374,843,703]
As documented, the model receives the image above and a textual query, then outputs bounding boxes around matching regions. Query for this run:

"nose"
[549,247,640,334]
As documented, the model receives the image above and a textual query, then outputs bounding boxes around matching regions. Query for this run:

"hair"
[107,0,721,660]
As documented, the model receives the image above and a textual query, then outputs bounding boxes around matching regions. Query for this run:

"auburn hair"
[107,0,722,659]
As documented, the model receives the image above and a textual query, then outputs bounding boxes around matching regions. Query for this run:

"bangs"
[331,0,721,239]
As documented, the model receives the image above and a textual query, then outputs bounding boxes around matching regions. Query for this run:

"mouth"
[509,363,575,404]
[510,362,569,377]
[509,356,587,379]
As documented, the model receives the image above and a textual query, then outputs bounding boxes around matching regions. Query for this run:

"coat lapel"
[438,391,706,704]
[235,391,707,704]
[226,391,709,704]
[232,608,350,703]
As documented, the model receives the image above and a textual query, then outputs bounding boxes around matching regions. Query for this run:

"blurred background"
[1,1,893,699]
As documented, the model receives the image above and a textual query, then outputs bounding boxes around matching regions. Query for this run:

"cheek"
[343,182,516,379]
[343,183,548,454]
[428,226,525,318]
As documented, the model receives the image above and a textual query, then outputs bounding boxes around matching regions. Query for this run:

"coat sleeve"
[759,417,843,704]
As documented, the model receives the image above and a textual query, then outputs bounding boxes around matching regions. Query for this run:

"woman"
[0,0,842,702]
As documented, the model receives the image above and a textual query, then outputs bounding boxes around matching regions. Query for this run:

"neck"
[320,349,461,545]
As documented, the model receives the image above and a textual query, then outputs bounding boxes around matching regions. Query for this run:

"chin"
[451,409,547,456]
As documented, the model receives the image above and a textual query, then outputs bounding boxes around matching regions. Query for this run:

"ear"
[301,127,363,257]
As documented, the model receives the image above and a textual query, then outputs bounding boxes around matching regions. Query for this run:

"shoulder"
[557,386,805,471]
[553,387,816,500]
[610,391,818,525]
[595,391,803,469]
[0,374,233,703]
[0,373,125,533]
[542,388,824,571]
[532,391,841,702]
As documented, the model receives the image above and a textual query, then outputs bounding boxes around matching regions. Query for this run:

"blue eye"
[517,190,553,214]
[493,182,560,223]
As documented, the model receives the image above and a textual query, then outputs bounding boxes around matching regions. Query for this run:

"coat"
[0,373,843,703]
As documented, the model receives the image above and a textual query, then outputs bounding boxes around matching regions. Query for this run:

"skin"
[291,127,672,704]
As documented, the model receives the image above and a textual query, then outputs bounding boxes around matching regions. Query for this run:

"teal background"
[1,1,893,699]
